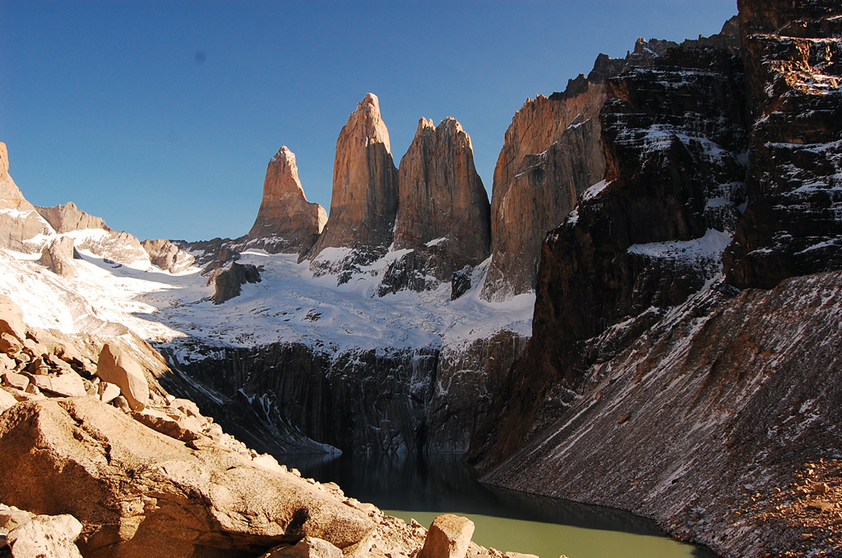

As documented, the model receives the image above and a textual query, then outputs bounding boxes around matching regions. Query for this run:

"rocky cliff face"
[159,330,527,456]
[470,5,842,557]
[36,201,107,233]
[141,238,195,274]
[245,146,327,255]
[724,0,842,288]
[0,143,54,254]
[380,118,490,293]
[481,85,609,301]
[309,94,399,267]
[470,22,748,467]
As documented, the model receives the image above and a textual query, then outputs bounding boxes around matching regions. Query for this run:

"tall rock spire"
[246,146,326,254]
[396,117,490,258]
[385,117,490,286]
[308,93,399,260]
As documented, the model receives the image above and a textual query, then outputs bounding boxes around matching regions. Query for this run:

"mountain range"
[0,0,840,557]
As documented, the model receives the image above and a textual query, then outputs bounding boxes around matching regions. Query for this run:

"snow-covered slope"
[0,242,532,355]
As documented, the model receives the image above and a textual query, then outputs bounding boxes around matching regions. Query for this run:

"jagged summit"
[0,142,55,254]
[245,145,326,254]
[377,116,491,296]
[308,92,399,263]
[37,201,107,233]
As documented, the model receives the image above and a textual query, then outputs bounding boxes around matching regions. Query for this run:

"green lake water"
[281,453,718,558]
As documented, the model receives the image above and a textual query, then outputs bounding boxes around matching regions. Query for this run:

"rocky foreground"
[0,296,534,558]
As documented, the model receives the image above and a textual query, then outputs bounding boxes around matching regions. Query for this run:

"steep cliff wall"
[160,331,527,456]
[0,142,54,254]
[482,271,842,558]
[724,0,842,288]
[481,84,608,301]
[471,4,842,557]
[470,26,748,467]
[379,117,491,295]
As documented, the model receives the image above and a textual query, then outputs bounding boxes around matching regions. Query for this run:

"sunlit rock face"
[308,93,399,265]
[392,117,490,278]
[724,0,842,288]
[481,84,608,302]
[245,146,326,255]
[36,201,107,233]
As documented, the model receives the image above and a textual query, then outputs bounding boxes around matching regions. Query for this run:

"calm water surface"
[280,453,718,558]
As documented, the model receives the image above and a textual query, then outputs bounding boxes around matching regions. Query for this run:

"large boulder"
[5,512,84,558]
[245,146,327,255]
[0,295,26,343]
[95,343,149,411]
[0,398,375,558]
[38,236,78,277]
[417,514,475,558]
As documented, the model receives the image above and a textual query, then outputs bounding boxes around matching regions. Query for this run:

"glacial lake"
[280,453,719,558]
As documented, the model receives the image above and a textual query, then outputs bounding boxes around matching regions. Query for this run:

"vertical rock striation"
[245,146,327,255]
[378,117,491,296]
[724,0,842,288]
[309,93,399,266]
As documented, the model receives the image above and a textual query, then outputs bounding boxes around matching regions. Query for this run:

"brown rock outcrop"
[0,142,54,254]
[0,397,375,558]
[95,342,150,411]
[481,84,608,301]
[35,200,151,266]
[392,117,490,280]
[309,93,399,263]
[38,236,78,277]
[141,238,195,274]
[36,202,106,233]
[246,146,327,255]
[723,0,842,288]
[207,261,262,304]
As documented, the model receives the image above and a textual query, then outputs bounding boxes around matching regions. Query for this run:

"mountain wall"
[158,330,527,456]
[470,2,842,557]
[724,0,842,288]
[481,84,609,301]
[382,117,491,291]
[470,20,748,467]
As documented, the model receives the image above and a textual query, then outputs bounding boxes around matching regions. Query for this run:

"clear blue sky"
[0,1,738,242]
